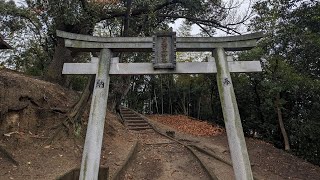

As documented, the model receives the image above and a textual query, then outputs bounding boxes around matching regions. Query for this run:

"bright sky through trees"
[10,0,253,36]
[169,0,254,36]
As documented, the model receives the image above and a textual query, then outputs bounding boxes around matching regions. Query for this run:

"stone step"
[120,108,131,111]
[125,123,150,127]
[124,117,143,120]
[125,120,146,123]
[122,114,137,117]
[120,106,153,131]
[121,111,135,114]
[121,113,136,116]
[128,126,152,131]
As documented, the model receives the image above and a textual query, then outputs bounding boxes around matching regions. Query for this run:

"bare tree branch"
[157,14,241,34]
[195,22,213,37]
[96,0,247,34]
[99,0,183,21]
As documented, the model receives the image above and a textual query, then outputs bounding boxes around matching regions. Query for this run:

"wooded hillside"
[1,0,320,166]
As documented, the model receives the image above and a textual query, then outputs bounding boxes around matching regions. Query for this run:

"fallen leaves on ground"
[148,115,224,136]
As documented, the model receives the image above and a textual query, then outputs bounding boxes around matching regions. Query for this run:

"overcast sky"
[12,0,254,36]
[169,0,254,36]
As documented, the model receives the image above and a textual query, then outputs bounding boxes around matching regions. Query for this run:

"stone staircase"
[120,107,152,131]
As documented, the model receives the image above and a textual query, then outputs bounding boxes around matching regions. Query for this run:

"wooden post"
[214,48,253,180]
[79,49,111,180]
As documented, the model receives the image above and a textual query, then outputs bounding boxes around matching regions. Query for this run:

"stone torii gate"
[57,30,263,180]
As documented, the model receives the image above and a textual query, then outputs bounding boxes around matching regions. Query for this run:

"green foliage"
[0,0,53,75]
[127,0,320,166]
[1,0,239,80]
[0,0,40,33]
[68,75,89,91]
[236,0,320,165]
[2,0,320,167]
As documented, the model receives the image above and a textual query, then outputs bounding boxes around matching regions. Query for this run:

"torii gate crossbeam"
[57,30,262,52]
[57,30,263,180]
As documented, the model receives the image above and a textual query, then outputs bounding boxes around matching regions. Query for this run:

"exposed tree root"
[46,75,95,145]
[187,146,219,180]
[189,144,232,166]
[0,144,19,166]
[145,142,175,146]
[46,77,104,148]
[147,123,219,180]
[149,121,263,180]
[111,140,139,180]
[56,167,109,180]
[115,112,125,126]
[46,117,84,156]
[46,124,65,145]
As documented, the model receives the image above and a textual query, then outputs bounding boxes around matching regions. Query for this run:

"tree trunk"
[109,75,131,111]
[188,83,191,116]
[45,38,74,84]
[154,89,159,114]
[160,75,164,114]
[54,75,95,136]
[275,92,290,151]
[167,74,173,114]
[69,75,95,123]
[109,0,133,112]
[169,97,172,114]
[182,92,187,115]
[197,96,201,119]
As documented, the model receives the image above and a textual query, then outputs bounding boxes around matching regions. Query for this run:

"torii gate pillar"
[214,48,253,180]
[79,49,111,180]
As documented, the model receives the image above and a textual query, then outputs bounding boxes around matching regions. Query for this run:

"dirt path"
[119,130,212,180]
[1,110,319,180]
[146,115,320,180]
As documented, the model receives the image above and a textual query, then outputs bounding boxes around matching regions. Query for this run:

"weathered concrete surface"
[62,63,98,74]
[57,30,263,52]
[63,39,259,52]
[214,48,253,180]
[62,61,262,75]
[79,49,112,180]
[152,32,176,69]
[57,30,262,43]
